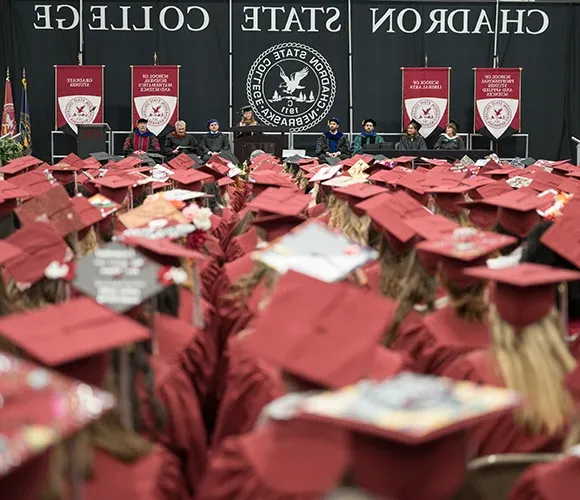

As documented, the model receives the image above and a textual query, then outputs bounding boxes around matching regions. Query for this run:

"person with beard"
[122,118,161,156]
[352,118,384,155]
[200,119,232,161]
[316,117,351,162]
[396,120,428,150]
[163,120,204,161]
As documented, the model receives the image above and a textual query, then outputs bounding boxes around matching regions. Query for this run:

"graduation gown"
[443,350,569,456]
[508,454,577,500]
[393,306,491,375]
[163,132,204,160]
[200,133,231,154]
[433,134,465,150]
[396,134,427,150]
[85,446,189,500]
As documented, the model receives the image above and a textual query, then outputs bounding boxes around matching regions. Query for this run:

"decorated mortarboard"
[0,352,115,480]
[119,218,198,241]
[465,263,580,330]
[88,193,121,218]
[506,175,534,189]
[7,170,53,199]
[4,221,73,288]
[298,373,520,445]
[72,241,168,313]
[15,184,85,237]
[247,187,311,217]
[149,189,208,202]
[118,198,188,229]
[252,220,378,283]
[149,164,175,184]
[321,176,366,188]
[245,271,397,388]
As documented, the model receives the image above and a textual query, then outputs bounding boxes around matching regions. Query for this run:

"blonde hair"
[433,204,472,227]
[491,307,577,434]
[225,262,279,309]
[327,195,371,246]
[386,250,436,346]
[378,236,411,300]
[327,195,347,231]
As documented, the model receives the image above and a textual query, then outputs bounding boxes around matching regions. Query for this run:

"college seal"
[246,42,336,133]
[483,100,512,130]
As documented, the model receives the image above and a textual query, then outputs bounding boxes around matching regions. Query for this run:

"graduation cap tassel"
[153,52,158,66]
[67,437,85,500]
[119,348,133,431]
[149,297,158,356]
[424,54,428,67]
[192,261,204,329]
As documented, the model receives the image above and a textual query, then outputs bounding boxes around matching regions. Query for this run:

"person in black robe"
[315,117,350,163]
[200,119,232,162]
[163,120,204,161]
[396,120,428,150]
[434,120,465,150]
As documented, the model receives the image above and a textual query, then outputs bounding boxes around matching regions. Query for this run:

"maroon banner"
[401,67,450,139]
[55,65,104,134]
[474,68,522,141]
[131,65,179,136]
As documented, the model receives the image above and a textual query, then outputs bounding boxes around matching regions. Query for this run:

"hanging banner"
[401,67,450,139]
[474,68,522,141]
[55,65,104,135]
[131,65,179,136]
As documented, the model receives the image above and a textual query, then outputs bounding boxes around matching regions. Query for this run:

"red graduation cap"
[167,153,195,170]
[7,170,53,200]
[252,214,307,242]
[483,188,545,237]
[15,184,85,237]
[245,271,397,388]
[541,212,580,269]
[4,221,71,285]
[465,263,580,330]
[246,187,311,217]
[171,169,214,191]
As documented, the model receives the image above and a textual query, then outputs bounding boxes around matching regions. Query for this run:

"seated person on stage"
[163,120,203,161]
[396,119,428,150]
[315,117,350,162]
[434,119,465,150]
[352,118,384,154]
[200,119,231,161]
[122,118,161,156]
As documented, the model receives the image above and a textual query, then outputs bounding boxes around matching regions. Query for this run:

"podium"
[229,126,286,162]
[77,123,110,159]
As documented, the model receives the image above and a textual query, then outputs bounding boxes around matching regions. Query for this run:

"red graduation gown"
[224,226,258,263]
[443,350,569,456]
[508,456,579,500]
[210,335,286,449]
[85,446,190,500]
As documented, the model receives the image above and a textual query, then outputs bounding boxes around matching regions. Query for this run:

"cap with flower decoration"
[465,263,580,331]
[416,227,517,286]
[3,221,73,287]
[253,220,378,283]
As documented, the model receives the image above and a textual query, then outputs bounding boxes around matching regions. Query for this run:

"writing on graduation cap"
[33,4,550,35]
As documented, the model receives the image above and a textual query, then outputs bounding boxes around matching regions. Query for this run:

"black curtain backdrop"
[0,0,579,162]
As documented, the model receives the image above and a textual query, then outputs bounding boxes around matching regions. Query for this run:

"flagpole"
[79,0,84,65]
[492,0,500,68]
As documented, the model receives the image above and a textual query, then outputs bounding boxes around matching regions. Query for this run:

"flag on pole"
[19,68,31,153]
[1,68,16,137]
